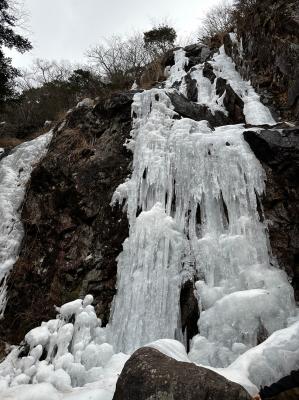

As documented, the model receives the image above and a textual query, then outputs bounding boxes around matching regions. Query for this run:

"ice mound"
[0,295,128,399]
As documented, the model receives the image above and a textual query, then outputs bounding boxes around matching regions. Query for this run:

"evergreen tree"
[144,25,177,55]
[0,0,32,104]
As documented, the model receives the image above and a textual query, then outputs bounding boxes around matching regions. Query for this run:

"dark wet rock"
[180,280,199,350]
[168,91,229,127]
[216,78,245,124]
[184,44,211,72]
[0,91,134,344]
[203,62,216,83]
[0,340,9,363]
[162,47,181,69]
[244,127,299,300]
[184,44,203,57]
[223,84,245,124]
[184,44,211,62]
[0,147,10,161]
[171,81,182,91]
[216,77,227,97]
[113,347,251,400]
[169,81,245,127]
[185,57,202,72]
[161,45,211,74]
[223,34,233,58]
[185,73,198,102]
[225,0,299,122]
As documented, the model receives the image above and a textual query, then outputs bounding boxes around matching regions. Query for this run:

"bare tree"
[18,59,73,89]
[86,33,149,87]
[198,0,234,43]
[7,0,30,30]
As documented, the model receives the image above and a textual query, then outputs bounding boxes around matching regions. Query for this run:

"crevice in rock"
[180,280,199,351]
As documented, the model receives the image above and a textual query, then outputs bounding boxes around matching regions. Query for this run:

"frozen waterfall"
[0,44,298,400]
[0,132,53,316]
[109,47,296,359]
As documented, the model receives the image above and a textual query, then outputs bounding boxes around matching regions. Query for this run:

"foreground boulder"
[113,347,251,400]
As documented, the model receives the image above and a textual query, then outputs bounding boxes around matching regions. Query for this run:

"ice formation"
[109,203,187,352]
[212,47,275,125]
[0,43,298,400]
[110,47,296,359]
[0,295,128,399]
[0,131,53,316]
[220,319,299,395]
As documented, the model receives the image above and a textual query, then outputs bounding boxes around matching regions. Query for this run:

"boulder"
[113,347,251,400]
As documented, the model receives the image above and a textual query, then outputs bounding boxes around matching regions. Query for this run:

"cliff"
[0,92,133,343]
[225,0,299,122]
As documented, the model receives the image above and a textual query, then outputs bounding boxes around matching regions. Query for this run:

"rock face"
[168,90,244,128]
[113,347,251,400]
[184,44,211,71]
[216,77,245,124]
[0,92,134,343]
[180,280,199,351]
[244,127,299,300]
[225,0,299,122]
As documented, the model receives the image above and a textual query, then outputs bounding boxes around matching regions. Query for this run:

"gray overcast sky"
[9,0,222,68]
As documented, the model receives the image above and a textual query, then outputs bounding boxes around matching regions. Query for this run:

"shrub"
[144,24,177,56]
